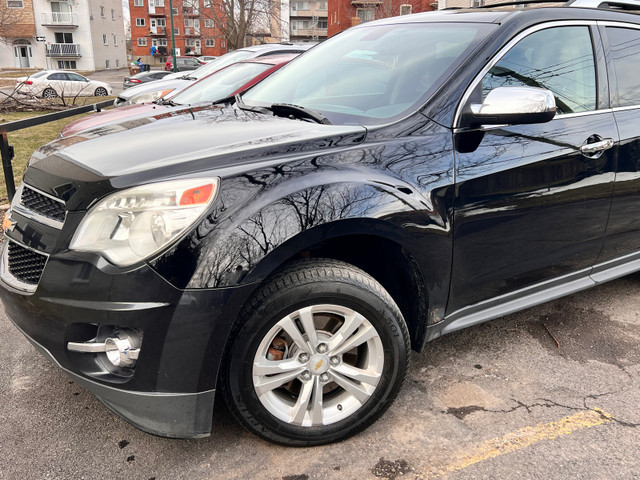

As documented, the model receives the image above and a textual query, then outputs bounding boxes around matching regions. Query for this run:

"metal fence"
[0,99,113,202]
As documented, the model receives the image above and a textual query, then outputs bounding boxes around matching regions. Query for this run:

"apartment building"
[130,0,227,66]
[327,0,434,37]
[0,0,127,71]
[289,0,328,42]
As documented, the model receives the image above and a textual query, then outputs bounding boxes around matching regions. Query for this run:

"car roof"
[360,2,640,28]
[240,53,300,66]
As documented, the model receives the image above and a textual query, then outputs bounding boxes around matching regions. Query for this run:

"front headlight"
[70,178,219,267]
[125,88,175,105]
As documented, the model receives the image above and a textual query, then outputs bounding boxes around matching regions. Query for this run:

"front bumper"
[0,240,257,438]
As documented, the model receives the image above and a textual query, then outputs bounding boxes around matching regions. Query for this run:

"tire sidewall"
[226,277,408,446]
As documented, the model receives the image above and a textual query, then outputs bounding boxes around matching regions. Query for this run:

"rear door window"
[606,26,640,107]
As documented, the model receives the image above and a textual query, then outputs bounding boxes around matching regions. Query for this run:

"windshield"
[242,22,494,125]
[190,49,258,80]
[171,62,273,104]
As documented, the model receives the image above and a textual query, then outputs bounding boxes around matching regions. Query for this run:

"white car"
[16,70,112,98]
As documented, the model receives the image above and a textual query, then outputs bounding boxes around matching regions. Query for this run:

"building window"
[111,8,115,20]
[318,1,327,9]
[472,0,484,5]
[100,6,105,17]
[205,38,215,47]
[204,19,214,27]
[116,59,120,67]
[204,0,212,6]
[134,0,143,6]
[105,59,110,68]
[113,34,118,45]
[184,18,194,27]
[174,27,180,35]
[157,18,166,26]
[103,34,108,45]
[138,37,147,46]
[136,18,146,26]
[356,8,374,22]
[318,19,327,28]
[57,60,76,69]
[152,38,168,46]
[172,7,178,14]
[156,0,164,5]
[399,4,411,15]
[55,32,74,43]
[7,0,23,7]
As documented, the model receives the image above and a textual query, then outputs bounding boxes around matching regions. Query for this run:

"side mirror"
[466,86,556,127]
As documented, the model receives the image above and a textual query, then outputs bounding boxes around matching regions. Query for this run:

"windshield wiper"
[157,98,178,106]
[270,103,332,125]
[235,94,270,114]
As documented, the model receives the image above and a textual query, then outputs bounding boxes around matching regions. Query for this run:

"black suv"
[2,0,640,446]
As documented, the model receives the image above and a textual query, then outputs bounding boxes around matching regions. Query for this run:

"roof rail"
[464,0,563,8]
[460,0,640,9]
[567,0,640,8]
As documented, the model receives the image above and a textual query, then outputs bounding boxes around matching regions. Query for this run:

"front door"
[449,24,617,313]
[14,45,31,68]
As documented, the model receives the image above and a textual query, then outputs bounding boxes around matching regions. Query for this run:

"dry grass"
[0,110,96,203]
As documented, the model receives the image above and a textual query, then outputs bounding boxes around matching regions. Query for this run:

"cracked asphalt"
[1,272,639,480]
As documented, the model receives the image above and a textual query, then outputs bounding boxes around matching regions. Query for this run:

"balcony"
[184,27,201,36]
[291,28,328,37]
[40,12,78,27]
[46,43,81,57]
[149,27,167,36]
[148,6,166,16]
[183,7,200,16]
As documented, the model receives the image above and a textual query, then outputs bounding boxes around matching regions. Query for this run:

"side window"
[606,27,640,107]
[482,26,596,114]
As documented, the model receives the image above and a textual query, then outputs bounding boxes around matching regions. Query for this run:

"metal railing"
[40,12,79,26]
[0,100,112,202]
[46,43,81,57]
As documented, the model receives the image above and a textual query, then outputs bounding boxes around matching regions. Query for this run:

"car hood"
[61,103,173,137]
[116,78,192,101]
[30,106,367,180]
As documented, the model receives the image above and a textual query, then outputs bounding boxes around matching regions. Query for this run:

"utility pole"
[168,0,178,72]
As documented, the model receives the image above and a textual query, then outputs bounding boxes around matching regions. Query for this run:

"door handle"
[580,138,614,155]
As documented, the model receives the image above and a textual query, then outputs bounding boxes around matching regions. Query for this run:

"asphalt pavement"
[1,269,639,479]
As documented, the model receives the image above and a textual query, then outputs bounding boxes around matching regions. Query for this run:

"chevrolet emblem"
[2,210,15,233]
[314,359,324,371]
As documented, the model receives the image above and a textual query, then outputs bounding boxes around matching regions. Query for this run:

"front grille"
[7,242,48,285]
[21,186,66,223]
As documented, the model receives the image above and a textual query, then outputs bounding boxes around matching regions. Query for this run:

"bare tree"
[194,0,285,50]
[0,3,22,45]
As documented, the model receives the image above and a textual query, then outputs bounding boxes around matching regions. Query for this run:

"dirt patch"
[372,458,413,479]
[526,304,640,366]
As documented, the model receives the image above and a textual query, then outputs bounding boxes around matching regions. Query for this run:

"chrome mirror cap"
[468,86,556,126]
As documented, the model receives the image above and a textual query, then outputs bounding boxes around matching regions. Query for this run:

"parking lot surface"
[1,272,638,479]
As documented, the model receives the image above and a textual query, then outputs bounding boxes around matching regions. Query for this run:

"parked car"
[4,0,640,447]
[61,55,300,137]
[123,70,173,89]
[15,70,111,98]
[165,56,205,72]
[114,43,314,107]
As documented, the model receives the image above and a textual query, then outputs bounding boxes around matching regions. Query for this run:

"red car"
[62,54,298,137]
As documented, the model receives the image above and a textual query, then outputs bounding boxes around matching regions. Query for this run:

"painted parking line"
[417,408,614,480]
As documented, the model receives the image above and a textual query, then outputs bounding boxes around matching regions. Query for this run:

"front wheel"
[223,259,410,446]
[94,87,108,96]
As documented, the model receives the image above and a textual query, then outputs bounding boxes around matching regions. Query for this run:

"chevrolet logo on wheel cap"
[314,359,324,371]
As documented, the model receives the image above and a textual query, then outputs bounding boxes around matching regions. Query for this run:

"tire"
[42,88,57,99]
[222,259,410,446]
[95,87,108,96]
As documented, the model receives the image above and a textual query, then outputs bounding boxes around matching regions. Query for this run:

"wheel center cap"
[309,354,330,375]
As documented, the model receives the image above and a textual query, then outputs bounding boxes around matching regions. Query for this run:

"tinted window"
[607,27,640,107]
[67,73,87,82]
[48,73,68,80]
[482,26,596,114]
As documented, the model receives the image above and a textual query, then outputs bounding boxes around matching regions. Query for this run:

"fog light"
[67,328,142,368]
